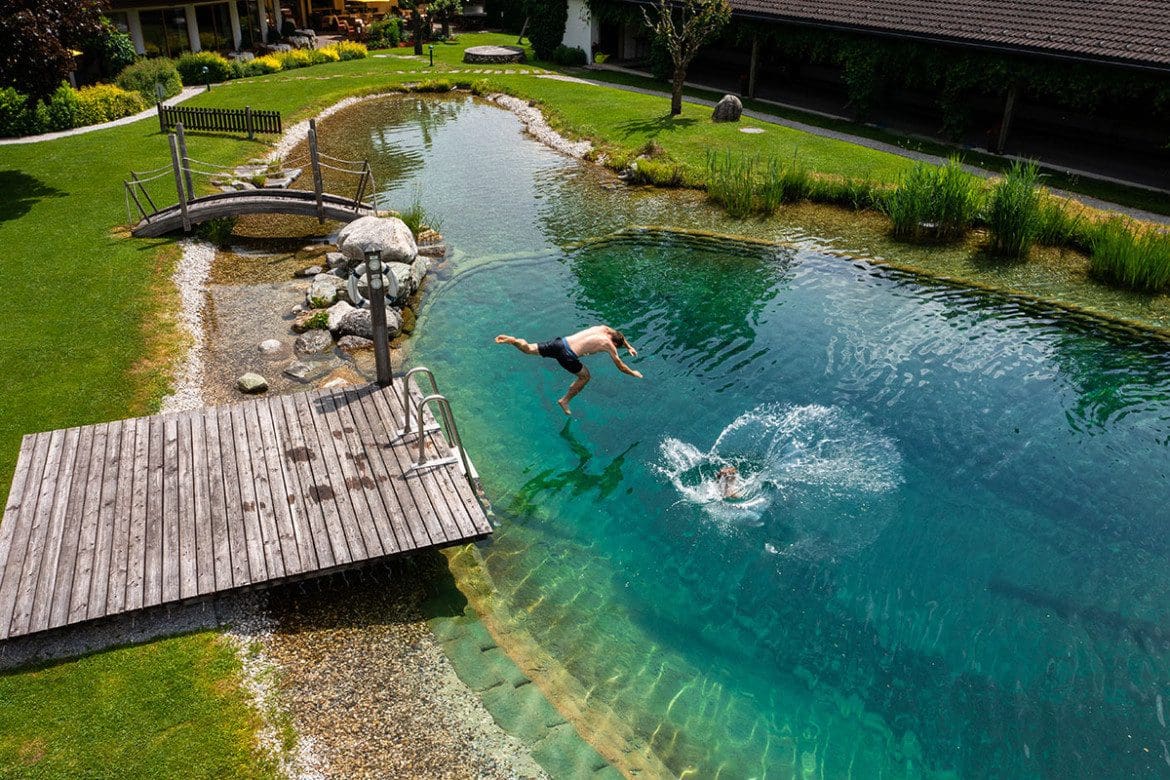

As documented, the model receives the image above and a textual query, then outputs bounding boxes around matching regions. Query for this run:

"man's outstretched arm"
[608,345,643,379]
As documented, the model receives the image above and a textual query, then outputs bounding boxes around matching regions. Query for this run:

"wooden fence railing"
[157,104,281,139]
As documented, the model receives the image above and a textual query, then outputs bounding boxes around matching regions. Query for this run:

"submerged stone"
[236,372,268,393]
[294,329,334,355]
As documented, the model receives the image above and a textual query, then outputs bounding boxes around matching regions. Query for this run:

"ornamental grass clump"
[1089,218,1170,293]
[705,151,812,217]
[986,161,1042,258]
[705,150,755,218]
[274,49,312,69]
[239,55,283,76]
[115,58,183,104]
[1037,197,1093,252]
[329,41,369,61]
[883,158,981,243]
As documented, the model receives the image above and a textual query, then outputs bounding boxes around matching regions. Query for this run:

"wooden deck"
[0,384,491,641]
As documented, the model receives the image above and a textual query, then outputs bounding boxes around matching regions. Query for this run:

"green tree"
[430,0,463,39]
[527,0,568,61]
[640,0,731,116]
[400,0,428,55]
[0,0,107,102]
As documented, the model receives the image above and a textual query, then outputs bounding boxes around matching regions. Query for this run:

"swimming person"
[717,465,742,499]
[495,325,643,415]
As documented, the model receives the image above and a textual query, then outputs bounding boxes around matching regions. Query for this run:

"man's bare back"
[495,324,642,415]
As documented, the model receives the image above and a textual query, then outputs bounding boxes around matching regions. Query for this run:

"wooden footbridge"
[126,119,379,238]
[0,379,491,641]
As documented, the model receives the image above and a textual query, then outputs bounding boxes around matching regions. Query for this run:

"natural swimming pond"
[321,95,1170,777]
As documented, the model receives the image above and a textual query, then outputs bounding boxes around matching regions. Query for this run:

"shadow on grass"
[0,171,66,224]
[614,113,698,139]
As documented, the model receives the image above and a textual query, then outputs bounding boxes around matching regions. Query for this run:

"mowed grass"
[0,632,273,779]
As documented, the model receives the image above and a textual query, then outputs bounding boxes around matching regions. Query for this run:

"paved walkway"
[584,66,1170,225]
[0,87,202,146]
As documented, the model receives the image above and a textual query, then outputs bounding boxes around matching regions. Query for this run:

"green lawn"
[0,30,1156,776]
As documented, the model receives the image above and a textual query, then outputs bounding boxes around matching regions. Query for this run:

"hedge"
[115,58,183,105]
[0,83,143,138]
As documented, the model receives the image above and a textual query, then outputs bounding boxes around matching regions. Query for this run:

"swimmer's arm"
[608,344,643,379]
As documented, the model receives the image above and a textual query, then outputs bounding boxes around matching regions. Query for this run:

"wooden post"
[131,172,158,214]
[245,105,254,140]
[995,84,1018,155]
[169,133,191,233]
[158,101,167,133]
[748,35,759,99]
[175,122,194,201]
[365,251,393,388]
[308,119,325,223]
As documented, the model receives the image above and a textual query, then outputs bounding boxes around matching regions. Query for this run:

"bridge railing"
[157,104,281,139]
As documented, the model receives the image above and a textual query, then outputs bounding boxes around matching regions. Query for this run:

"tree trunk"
[412,11,424,55]
[441,14,450,38]
[671,68,685,115]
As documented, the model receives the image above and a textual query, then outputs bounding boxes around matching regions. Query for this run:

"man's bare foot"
[557,398,572,416]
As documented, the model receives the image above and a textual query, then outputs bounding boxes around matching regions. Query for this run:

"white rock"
[326,300,356,332]
[257,338,284,354]
[336,216,418,264]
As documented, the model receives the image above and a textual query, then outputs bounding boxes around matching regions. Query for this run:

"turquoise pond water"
[323,97,1170,777]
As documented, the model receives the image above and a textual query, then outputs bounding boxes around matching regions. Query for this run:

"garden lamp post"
[202,65,211,92]
[365,249,396,387]
[429,44,434,67]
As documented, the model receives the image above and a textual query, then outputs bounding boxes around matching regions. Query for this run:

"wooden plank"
[342,386,421,551]
[123,417,151,612]
[327,387,402,555]
[60,422,110,627]
[0,433,54,639]
[239,400,285,579]
[159,415,181,604]
[270,395,335,571]
[313,389,390,557]
[177,413,199,599]
[35,425,92,633]
[202,408,234,591]
[228,403,269,584]
[91,420,128,619]
[0,435,36,591]
[217,406,254,586]
[365,387,450,547]
[189,411,216,596]
[253,398,308,576]
[284,395,352,567]
[142,415,165,608]
[13,427,79,636]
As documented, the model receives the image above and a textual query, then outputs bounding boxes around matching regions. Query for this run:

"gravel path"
[0,87,202,146]
[159,239,213,414]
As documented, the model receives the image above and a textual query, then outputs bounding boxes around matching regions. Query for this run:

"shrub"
[882,158,982,243]
[986,161,1042,259]
[367,17,403,49]
[1089,218,1170,293]
[176,51,237,85]
[74,83,146,126]
[116,57,183,104]
[89,23,138,79]
[0,88,35,136]
[329,41,368,61]
[551,45,587,67]
[529,0,568,60]
[306,47,341,65]
[196,216,238,249]
[39,83,80,132]
[412,79,452,93]
[239,56,283,76]
[274,49,312,69]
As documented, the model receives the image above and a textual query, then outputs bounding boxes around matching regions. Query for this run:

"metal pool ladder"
[398,367,478,488]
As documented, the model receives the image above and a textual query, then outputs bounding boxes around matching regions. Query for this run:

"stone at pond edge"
[294,329,334,355]
[400,307,417,334]
[299,265,323,278]
[326,251,347,269]
[336,216,418,264]
[283,361,312,380]
[257,338,284,354]
[306,273,343,308]
[237,373,268,393]
[292,309,328,333]
[337,308,402,340]
[712,94,743,122]
[337,335,374,353]
[326,300,356,332]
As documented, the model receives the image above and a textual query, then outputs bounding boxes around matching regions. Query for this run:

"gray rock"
[236,373,268,393]
[712,94,743,122]
[257,338,284,354]
[417,242,446,258]
[326,300,356,332]
[337,308,402,340]
[299,265,323,277]
[337,335,374,353]
[283,361,311,380]
[306,273,343,308]
[325,251,347,269]
[336,216,418,264]
[410,256,428,289]
[294,329,334,355]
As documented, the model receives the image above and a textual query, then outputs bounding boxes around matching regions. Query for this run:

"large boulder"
[326,300,356,332]
[337,307,403,340]
[306,273,343,308]
[712,94,743,123]
[410,256,428,290]
[337,216,418,264]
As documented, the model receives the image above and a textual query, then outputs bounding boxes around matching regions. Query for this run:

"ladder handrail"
[413,393,475,490]
[400,367,440,437]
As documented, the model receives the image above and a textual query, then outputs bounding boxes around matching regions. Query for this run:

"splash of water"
[657,403,904,557]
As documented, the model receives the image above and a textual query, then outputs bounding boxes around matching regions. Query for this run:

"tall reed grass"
[1089,217,1170,292]
[881,158,982,243]
[986,161,1042,258]
[705,151,812,217]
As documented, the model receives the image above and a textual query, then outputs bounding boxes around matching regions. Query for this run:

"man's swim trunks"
[537,337,584,374]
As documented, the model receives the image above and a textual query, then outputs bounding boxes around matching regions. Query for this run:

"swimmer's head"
[608,328,628,349]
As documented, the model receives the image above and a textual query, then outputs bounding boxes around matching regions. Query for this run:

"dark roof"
[730,0,1170,70]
